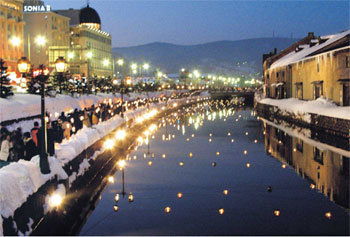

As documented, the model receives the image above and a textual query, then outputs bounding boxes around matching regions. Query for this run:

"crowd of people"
[0,96,154,164]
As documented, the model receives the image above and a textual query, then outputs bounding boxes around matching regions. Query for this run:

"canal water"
[79,100,349,235]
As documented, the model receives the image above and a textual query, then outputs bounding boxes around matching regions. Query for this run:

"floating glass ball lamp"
[165,206,171,213]
[218,208,224,215]
[274,210,280,216]
[177,193,183,198]
[128,192,134,202]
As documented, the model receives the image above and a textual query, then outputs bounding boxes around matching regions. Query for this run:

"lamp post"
[117,59,125,118]
[143,63,150,110]
[55,57,67,94]
[37,64,51,174]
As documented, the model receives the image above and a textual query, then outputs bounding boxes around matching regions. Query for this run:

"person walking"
[0,134,11,161]
[31,121,40,147]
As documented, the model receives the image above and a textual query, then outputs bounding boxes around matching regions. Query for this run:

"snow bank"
[259,97,350,122]
[0,156,67,218]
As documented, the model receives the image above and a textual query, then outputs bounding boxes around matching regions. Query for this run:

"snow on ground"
[259,97,350,122]
[0,156,67,219]
[0,90,183,124]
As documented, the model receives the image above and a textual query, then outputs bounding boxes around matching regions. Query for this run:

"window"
[314,147,324,165]
[313,82,323,99]
[296,83,303,100]
[296,138,303,152]
[346,56,350,68]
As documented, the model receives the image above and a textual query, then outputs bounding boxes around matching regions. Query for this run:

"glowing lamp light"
[114,194,120,202]
[274,210,280,216]
[189,152,193,158]
[186,138,190,142]
[113,205,119,212]
[35,35,46,46]
[282,164,286,168]
[212,162,217,167]
[246,163,251,168]
[227,132,231,136]
[293,148,297,152]
[325,212,332,219]
[143,63,150,70]
[10,36,21,46]
[17,57,31,74]
[117,59,124,66]
[165,206,171,213]
[104,139,115,150]
[55,56,67,73]
[118,160,126,169]
[107,176,115,183]
[49,194,63,208]
[218,208,224,215]
[243,150,248,155]
[216,151,220,156]
[86,51,93,58]
[245,132,248,136]
[162,154,166,158]
[254,139,258,143]
[209,133,212,137]
[177,193,183,198]
[231,139,235,143]
[115,129,126,140]
[310,184,316,189]
[209,138,212,143]
[148,161,153,166]
[131,63,137,70]
[223,190,229,195]
[179,162,184,167]
[103,59,110,66]
[128,192,134,202]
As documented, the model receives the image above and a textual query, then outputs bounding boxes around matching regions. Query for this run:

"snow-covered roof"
[270,30,350,70]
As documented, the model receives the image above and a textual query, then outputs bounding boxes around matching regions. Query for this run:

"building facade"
[263,30,350,106]
[23,9,70,68]
[0,0,25,72]
[54,5,112,78]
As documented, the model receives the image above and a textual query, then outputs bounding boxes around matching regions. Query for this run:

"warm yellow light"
[35,35,46,46]
[165,206,171,213]
[193,70,200,78]
[246,163,251,168]
[243,150,248,155]
[212,162,216,167]
[113,79,118,85]
[117,59,124,66]
[245,132,248,135]
[108,176,115,183]
[186,138,190,142]
[231,139,234,143]
[162,154,166,158]
[118,160,126,169]
[254,139,258,143]
[128,192,134,202]
[274,210,280,216]
[310,184,316,189]
[49,194,63,208]
[148,161,153,166]
[17,57,31,74]
[189,152,193,158]
[131,63,137,70]
[218,208,224,215]
[223,189,229,195]
[325,212,332,219]
[227,132,231,136]
[177,193,183,198]
[113,205,119,212]
[216,151,220,156]
[10,36,20,46]
[114,194,120,202]
[209,138,212,143]
[282,164,286,168]
[179,162,184,167]
[104,139,115,150]
[157,72,162,78]
[126,79,132,85]
[209,133,212,137]
[115,129,126,140]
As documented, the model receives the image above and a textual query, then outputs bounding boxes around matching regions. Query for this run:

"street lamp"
[17,57,31,76]
[37,64,51,174]
[35,35,46,66]
[10,36,21,47]
[55,57,67,94]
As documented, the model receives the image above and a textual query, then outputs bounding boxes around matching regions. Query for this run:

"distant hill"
[112,38,298,75]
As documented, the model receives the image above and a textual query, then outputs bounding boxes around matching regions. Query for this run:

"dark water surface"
[79,102,349,235]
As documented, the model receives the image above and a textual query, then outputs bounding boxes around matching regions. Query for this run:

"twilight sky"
[44,0,349,47]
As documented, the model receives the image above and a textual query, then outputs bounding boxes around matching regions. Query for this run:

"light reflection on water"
[80,101,349,236]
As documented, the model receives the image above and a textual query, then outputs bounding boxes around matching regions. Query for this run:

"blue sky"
[44,0,350,47]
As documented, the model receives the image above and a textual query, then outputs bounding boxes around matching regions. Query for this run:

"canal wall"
[255,102,350,139]
[0,95,208,236]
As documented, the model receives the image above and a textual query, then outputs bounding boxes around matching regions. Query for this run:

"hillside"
[112,38,298,75]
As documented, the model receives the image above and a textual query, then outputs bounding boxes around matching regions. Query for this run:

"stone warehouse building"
[263,30,350,106]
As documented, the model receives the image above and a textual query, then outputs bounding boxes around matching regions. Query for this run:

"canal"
[51,100,350,235]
